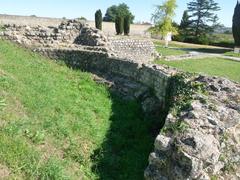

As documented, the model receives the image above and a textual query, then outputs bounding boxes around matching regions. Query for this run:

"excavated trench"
[90,74,169,179]
[37,48,171,178]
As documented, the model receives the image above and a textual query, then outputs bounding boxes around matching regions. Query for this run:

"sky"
[0,0,236,27]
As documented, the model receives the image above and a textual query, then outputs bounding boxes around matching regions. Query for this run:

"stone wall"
[36,48,171,107]
[0,19,155,63]
[145,76,240,180]
[0,14,63,27]
[110,38,156,61]
[0,19,109,48]
[87,21,151,37]
[0,14,151,37]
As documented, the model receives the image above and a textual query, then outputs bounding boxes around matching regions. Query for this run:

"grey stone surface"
[35,47,170,108]
[0,19,155,64]
[110,37,156,62]
[145,76,240,180]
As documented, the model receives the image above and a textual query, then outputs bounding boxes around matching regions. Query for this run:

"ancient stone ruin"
[1,19,156,63]
[0,19,239,179]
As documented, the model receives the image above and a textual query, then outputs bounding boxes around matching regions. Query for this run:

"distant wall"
[0,14,151,37]
[0,14,63,27]
[87,21,151,37]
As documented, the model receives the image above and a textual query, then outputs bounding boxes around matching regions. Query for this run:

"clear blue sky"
[0,0,236,27]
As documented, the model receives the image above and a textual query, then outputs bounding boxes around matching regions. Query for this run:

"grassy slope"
[0,40,155,179]
[155,58,240,82]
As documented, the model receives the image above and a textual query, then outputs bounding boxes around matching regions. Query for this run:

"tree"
[177,10,191,41]
[103,3,134,23]
[150,0,178,47]
[233,1,240,49]
[115,16,124,35]
[78,16,87,21]
[95,10,102,30]
[103,5,118,22]
[180,11,190,30]
[187,0,220,39]
[124,15,131,35]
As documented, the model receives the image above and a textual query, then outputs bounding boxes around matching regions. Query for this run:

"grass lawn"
[209,33,234,48]
[155,57,240,82]
[0,40,156,179]
[154,40,231,56]
[155,45,187,56]
[154,41,188,56]
[224,51,240,58]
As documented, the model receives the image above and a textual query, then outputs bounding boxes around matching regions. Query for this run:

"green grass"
[155,58,240,82]
[225,51,240,58]
[0,25,5,32]
[155,46,187,56]
[209,33,234,48]
[154,41,230,57]
[0,40,156,179]
[154,42,188,56]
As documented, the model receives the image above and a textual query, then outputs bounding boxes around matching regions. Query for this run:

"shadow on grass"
[91,93,166,180]
[190,48,231,54]
[52,55,166,179]
[180,48,231,54]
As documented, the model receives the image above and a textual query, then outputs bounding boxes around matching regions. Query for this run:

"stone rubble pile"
[0,19,156,63]
[75,26,109,46]
[0,19,109,48]
[145,76,240,180]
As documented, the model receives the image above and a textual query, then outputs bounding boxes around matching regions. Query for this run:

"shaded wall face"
[36,48,169,107]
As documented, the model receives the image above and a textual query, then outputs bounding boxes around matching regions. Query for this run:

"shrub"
[95,10,102,30]
[78,16,87,21]
[115,15,124,35]
[195,35,210,45]
[124,15,130,35]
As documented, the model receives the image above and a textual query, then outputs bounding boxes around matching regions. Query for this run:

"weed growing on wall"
[162,72,206,134]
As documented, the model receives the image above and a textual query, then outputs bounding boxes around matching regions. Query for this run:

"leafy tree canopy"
[150,0,178,36]
[103,3,134,23]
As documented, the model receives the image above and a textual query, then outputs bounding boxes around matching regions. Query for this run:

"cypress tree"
[95,10,102,30]
[115,16,124,35]
[124,15,130,35]
[233,1,240,47]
